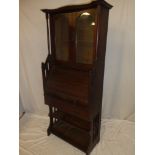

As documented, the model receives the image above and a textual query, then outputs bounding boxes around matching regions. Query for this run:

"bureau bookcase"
[41,0,112,154]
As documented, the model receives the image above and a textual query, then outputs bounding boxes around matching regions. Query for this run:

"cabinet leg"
[47,127,51,136]
[47,118,52,136]
[86,150,90,155]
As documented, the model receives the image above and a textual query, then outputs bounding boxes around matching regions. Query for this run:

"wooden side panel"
[90,6,110,138]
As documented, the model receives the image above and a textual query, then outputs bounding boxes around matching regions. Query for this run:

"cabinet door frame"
[50,8,98,69]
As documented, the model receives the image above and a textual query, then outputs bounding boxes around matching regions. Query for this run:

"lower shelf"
[51,120,90,152]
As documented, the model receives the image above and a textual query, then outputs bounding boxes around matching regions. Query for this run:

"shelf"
[51,120,90,152]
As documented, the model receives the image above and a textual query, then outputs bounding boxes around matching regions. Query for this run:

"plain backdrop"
[19,0,134,120]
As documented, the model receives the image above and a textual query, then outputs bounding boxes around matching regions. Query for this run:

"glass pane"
[76,10,96,64]
[55,14,69,61]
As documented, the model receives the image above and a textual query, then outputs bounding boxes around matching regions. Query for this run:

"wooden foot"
[47,127,51,136]
[86,151,90,155]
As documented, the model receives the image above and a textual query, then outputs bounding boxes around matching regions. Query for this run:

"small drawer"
[51,110,91,131]
[44,94,90,121]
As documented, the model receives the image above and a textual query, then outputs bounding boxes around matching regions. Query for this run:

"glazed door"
[54,13,71,62]
[75,9,96,64]
[54,8,97,65]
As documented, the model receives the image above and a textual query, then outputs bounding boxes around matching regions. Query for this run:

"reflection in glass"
[81,12,90,16]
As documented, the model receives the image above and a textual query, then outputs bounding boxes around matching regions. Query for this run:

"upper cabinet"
[54,8,96,64]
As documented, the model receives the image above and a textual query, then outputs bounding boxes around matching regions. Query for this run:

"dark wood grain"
[41,1,112,155]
